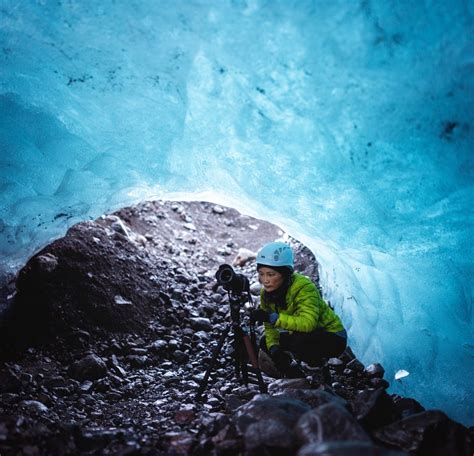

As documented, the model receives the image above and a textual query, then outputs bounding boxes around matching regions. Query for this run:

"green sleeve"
[263,322,280,349]
[276,281,320,332]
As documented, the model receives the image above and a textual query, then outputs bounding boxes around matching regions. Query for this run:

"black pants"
[260,329,347,367]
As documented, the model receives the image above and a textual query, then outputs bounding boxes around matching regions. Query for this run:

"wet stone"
[295,402,371,445]
[347,359,365,372]
[372,409,471,455]
[150,339,168,353]
[68,354,108,381]
[268,378,310,394]
[20,400,49,413]
[189,317,213,332]
[327,357,344,372]
[365,363,385,378]
[126,355,148,368]
[351,387,395,430]
[274,389,347,410]
[298,441,407,456]
[244,418,296,452]
[233,395,311,435]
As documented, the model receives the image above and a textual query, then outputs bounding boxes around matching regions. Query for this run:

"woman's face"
[258,267,285,292]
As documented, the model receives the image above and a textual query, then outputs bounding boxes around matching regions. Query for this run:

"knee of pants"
[259,335,268,352]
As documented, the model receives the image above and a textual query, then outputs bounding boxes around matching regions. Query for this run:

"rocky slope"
[0,201,471,455]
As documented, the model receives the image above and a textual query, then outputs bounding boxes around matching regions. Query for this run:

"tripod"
[196,290,267,400]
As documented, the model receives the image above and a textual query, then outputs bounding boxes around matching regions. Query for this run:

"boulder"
[298,441,407,456]
[365,363,385,379]
[68,354,107,381]
[189,317,213,332]
[233,395,311,435]
[351,387,395,430]
[244,419,296,452]
[372,409,471,455]
[5,220,166,347]
[390,394,425,419]
[295,402,371,445]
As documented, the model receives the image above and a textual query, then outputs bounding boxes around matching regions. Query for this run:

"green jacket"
[260,272,344,349]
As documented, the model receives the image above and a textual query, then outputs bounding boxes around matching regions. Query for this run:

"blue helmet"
[256,242,294,271]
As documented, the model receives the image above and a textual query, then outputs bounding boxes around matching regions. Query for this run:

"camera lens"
[215,264,249,295]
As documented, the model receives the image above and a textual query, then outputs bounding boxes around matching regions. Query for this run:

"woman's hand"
[250,309,278,324]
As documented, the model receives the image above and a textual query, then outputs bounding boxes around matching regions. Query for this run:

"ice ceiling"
[1,1,473,424]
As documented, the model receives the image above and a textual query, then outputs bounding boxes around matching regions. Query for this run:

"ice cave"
[0,0,473,426]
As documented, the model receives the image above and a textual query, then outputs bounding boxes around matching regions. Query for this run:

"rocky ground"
[0,200,472,455]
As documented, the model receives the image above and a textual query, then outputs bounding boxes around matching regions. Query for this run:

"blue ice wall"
[1,1,473,424]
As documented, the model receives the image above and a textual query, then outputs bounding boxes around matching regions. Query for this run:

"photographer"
[250,242,347,378]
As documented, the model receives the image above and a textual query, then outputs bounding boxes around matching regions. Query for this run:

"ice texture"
[1,1,473,424]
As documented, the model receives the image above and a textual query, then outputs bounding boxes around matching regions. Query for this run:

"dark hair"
[257,264,293,276]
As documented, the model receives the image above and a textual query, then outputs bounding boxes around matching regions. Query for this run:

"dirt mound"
[0,200,290,355]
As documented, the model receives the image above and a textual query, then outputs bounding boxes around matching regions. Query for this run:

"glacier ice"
[0,1,473,424]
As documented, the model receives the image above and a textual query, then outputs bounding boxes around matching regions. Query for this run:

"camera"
[215,264,250,295]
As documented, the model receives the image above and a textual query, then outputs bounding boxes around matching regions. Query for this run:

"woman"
[250,241,347,378]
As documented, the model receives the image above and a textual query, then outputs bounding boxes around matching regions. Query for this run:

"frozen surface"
[1,1,473,424]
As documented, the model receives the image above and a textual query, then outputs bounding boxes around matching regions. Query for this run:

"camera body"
[215,264,250,295]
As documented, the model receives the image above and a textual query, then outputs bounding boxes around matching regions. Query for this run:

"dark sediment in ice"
[0,201,471,455]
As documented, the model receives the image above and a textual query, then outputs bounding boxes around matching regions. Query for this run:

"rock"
[20,400,49,413]
[76,427,132,452]
[189,317,213,332]
[79,380,93,392]
[150,339,168,354]
[351,387,395,430]
[0,368,22,393]
[174,404,196,424]
[373,409,471,455]
[226,394,245,411]
[212,205,225,214]
[244,419,296,452]
[391,394,425,419]
[346,359,365,372]
[183,222,197,231]
[211,293,223,303]
[338,347,357,364]
[370,378,390,389]
[34,253,58,274]
[268,378,310,394]
[327,357,344,372]
[106,215,132,238]
[365,363,385,378]
[172,350,189,363]
[274,389,347,410]
[126,355,148,368]
[211,423,242,453]
[163,431,195,455]
[233,395,311,435]
[232,248,257,267]
[68,354,107,381]
[114,295,133,306]
[298,441,407,455]
[250,282,261,296]
[295,402,371,445]
[8,218,165,344]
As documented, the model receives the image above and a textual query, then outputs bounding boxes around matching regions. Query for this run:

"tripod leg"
[238,336,250,386]
[196,324,230,401]
[242,333,268,394]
